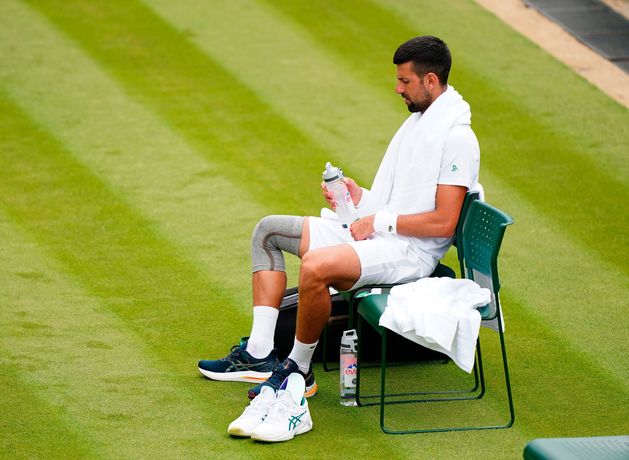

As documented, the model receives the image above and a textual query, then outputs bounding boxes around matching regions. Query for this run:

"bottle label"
[341,354,357,388]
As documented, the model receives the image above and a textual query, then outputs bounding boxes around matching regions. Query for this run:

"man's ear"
[425,72,440,89]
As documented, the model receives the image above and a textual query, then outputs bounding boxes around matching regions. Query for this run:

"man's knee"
[251,215,304,272]
[299,251,333,286]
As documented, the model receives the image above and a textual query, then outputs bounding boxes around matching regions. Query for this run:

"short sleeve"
[438,125,480,189]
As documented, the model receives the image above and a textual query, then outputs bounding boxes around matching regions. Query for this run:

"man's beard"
[405,90,432,113]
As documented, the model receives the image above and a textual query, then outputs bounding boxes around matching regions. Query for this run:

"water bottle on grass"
[340,329,358,406]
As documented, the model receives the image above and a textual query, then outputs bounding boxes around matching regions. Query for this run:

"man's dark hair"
[393,36,451,84]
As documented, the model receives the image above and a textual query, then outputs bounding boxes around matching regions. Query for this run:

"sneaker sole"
[198,367,272,383]
[304,382,318,398]
[227,425,258,437]
[251,418,313,442]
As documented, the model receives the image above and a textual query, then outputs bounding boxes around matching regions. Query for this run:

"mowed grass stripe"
[262,0,629,275]
[0,211,242,459]
[27,0,336,218]
[143,0,404,183]
[0,0,273,302]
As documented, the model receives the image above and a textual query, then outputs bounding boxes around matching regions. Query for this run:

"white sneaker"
[250,373,313,442]
[227,385,276,437]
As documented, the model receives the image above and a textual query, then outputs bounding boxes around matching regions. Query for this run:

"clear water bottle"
[340,329,358,406]
[322,162,358,229]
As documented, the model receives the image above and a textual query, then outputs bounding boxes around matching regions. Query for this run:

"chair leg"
[379,330,388,433]
[497,312,515,428]
[356,313,364,407]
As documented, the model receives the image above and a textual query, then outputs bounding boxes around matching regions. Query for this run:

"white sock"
[245,306,279,359]
[287,337,318,374]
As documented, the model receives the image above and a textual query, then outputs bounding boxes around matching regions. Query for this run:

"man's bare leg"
[295,244,361,343]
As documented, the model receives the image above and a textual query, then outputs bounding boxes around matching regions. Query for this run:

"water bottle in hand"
[322,162,357,229]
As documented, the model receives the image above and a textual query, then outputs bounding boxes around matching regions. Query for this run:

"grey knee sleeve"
[251,215,304,272]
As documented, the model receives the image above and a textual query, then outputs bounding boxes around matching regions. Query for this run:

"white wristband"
[373,211,398,234]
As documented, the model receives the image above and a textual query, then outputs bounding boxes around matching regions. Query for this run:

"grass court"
[1,1,627,458]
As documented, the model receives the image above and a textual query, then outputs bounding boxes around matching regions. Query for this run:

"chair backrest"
[461,200,514,321]
[453,191,480,277]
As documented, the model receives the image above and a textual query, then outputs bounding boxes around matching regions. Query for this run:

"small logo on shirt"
[451,164,459,172]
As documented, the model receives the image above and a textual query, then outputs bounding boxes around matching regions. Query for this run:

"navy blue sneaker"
[248,358,317,400]
[198,337,279,383]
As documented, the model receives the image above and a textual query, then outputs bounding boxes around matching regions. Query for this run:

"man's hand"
[321,177,363,208]
[320,181,336,209]
[350,215,375,241]
[344,178,363,206]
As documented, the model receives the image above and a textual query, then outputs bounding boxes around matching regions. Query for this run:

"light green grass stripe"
[0,210,247,459]
[260,0,628,275]
[23,0,337,219]
[143,0,404,184]
[483,170,629,388]
[0,0,286,299]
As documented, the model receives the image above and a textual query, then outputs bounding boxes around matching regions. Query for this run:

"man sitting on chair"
[199,35,481,400]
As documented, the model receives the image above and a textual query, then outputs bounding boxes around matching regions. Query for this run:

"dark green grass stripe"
[261,0,629,274]
[0,362,97,459]
[27,0,335,218]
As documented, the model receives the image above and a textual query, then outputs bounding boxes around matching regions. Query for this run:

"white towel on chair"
[378,277,491,373]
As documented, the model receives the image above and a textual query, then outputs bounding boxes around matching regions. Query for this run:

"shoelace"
[223,344,244,362]
[262,392,297,425]
[242,390,275,418]
[265,361,297,388]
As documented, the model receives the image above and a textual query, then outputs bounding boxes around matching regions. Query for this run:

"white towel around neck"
[357,85,473,217]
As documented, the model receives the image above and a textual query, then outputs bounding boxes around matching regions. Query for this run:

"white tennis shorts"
[307,216,436,289]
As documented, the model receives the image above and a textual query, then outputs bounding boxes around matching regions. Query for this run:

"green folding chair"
[355,200,515,433]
